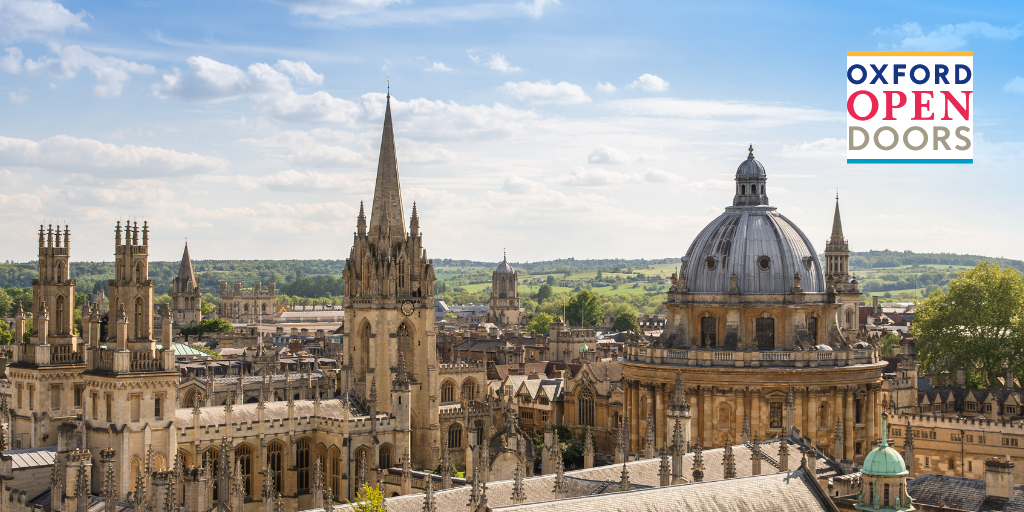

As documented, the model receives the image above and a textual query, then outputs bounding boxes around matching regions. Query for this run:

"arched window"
[447,423,463,449]
[461,379,477,402]
[441,380,456,403]
[379,444,394,469]
[578,387,595,427]
[701,317,717,347]
[267,441,284,493]
[398,323,412,362]
[358,323,371,375]
[244,304,249,313]
[328,446,341,499]
[57,262,66,282]
[473,420,485,445]
[846,309,854,328]
[182,389,199,408]
[135,297,145,339]
[203,447,220,499]
[135,262,143,283]
[718,402,731,427]
[296,438,311,491]
[154,453,166,471]
[129,457,142,492]
[807,317,818,343]
[178,449,192,468]
[55,295,65,334]
[235,444,252,496]
[819,403,831,427]
[755,317,775,349]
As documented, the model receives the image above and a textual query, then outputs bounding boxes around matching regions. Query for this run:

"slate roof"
[175,397,365,427]
[907,473,1024,512]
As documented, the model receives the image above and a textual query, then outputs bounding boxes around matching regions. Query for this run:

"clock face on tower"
[401,300,414,316]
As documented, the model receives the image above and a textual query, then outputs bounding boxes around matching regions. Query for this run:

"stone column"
[630,380,640,453]
[794,389,804,436]
[866,384,876,445]
[702,388,713,448]
[750,389,761,443]
[654,384,664,449]
[844,388,854,459]
[734,389,745,436]
[806,389,818,445]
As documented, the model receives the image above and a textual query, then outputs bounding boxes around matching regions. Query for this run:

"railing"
[625,345,879,368]
[712,352,734,361]
[131,353,162,372]
[760,352,792,362]
[51,345,82,364]
[667,350,688,360]
[816,352,835,360]
[21,344,36,364]
[96,350,115,371]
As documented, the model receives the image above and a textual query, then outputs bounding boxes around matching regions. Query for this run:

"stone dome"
[495,256,514,275]
[681,148,824,295]
[862,413,908,476]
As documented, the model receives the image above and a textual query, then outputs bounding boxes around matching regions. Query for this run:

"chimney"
[1008,368,1015,391]
[956,368,966,388]
[872,295,879,314]
[985,457,1015,501]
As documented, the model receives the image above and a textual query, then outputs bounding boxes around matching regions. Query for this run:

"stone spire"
[232,459,245,512]
[101,449,117,512]
[552,440,568,499]
[779,434,790,472]
[643,406,656,459]
[511,460,525,504]
[670,370,688,413]
[409,201,419,235]
[468,469,482,510]
[741,411,750,444]
[785,387,795,435]
[177,242,195,282]
[368,94,406,242]
[422,475,436,512]
[440,441,453,490]
[261,460,275,502]
[830,195,844,242]
[723,435,736,479]
[164,467,178,512]
[614,419,626,465]
[834,415,844,461]
[671,416,684,482]
[356,201,366,236]
[903,419,915,478]
[658,446,670,486]
[619,460,630,492]
[311,457,324,510]
[217,436,231,503]
[751,431,762,476]
[475,481,489,512]
[395,351,410,388]
[583,426,594,469]
[691,438,704,482]
[324,486,335,512]
[133,468,147,512]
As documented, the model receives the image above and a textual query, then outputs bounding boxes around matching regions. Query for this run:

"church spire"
[178,242,195,281]
[368,94,406,242]
[830,195,844,242]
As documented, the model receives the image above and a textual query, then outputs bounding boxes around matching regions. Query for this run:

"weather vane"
[387,76,390,97]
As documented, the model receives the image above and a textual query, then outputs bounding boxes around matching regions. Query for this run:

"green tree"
[912,261,1024,388]
[546,275,556,286]
[612,311,639,332]
[201,300,216,316]
[527,313,555,335]
[878,332,901,356]
[0,288,12,317]
[179,318,235,337]
[348,483,386,512]
[0,321,13,345]
[564,290,604,327]
[536,284,553,302]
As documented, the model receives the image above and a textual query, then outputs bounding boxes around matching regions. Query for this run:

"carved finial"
[748,144,754,154]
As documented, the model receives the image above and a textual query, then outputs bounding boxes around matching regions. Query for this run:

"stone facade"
[488,254,521,326]
[220,281,277,324]
[171,243,202,327]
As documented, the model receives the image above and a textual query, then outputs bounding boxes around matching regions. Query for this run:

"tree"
[179,318,235,337]
[878,332,901,356]
[912,261,1024,388]
[546,275,556,286]
[0,288,12,318]
[201,300,216,316]
[612,311,639,332]
[536,284,553,302]
[348,483,386,512]
[0,321,12,345]
[527,313,554,335]
[564,290,604,327]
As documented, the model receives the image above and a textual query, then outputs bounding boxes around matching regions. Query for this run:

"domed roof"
[681,147,823,295]
[862,413,908,477]
[496,254,515,275]
[579,343,589,352]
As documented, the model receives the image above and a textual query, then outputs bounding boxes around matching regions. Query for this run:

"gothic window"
[718,402,731,427]
[244,304,249,313]
[461,379,477,402]
[755,318,775,349]
[578,387,595,427]
[235,444,252,496]
[846,309,854,328]
[178,449,192,468]
[398,323,412,363]
[267,441,284,493]
[262,304,267,314]
[441,380,456,403]
[769,402,783,429]
[57,262,66,282]
[473,420,485,445]
[154,454,166,471]
[819,403,830,427]
[379,444,394,469]
[130,457,142,491]
[328,446,341,499]
[447,423,463,449]
[203,447,220,499]
[296,438,311,491]
[55,295,65,334]
[808,317,818,343]
[701,317,716,347]
[135,262,142,283]
[134,297,144,339]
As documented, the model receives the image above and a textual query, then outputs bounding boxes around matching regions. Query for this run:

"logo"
[847,51,973,164]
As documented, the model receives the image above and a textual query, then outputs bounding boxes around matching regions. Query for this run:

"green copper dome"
[862,412,908,477]
[579,343,589,352]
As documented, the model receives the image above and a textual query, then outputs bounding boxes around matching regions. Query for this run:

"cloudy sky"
[1,0,1022,263]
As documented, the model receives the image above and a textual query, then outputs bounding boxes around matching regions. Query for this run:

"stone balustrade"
[625,345,879,368]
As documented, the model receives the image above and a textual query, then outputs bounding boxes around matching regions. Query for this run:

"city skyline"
[1,0,1023,263]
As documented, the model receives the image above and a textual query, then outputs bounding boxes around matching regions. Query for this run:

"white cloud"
[239,128,366,167]
[516,0,558,18]
[485,53,520,73]
[587,145,660,164]
[425,62,452,72]
[596,81,616,93]
[875,21,1023,50]
[601,98,842,127]
[1,47,23,73]
[499,80,590,105]
[233,169,363,192]
[630,73,669,92]
[642,169,676,183]
[273,59,324,85]
[782,138,846,158]
[8,89,27,103]
[554,166,640,187]
[0,0,87,42]
[22,44,155,97]
[263,0,403,19]
[1004,77,1024,94]
[0,192,42,211]
[0,135,228,177]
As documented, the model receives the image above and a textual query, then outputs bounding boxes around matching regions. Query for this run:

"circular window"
[758,256,771,271]
[706,256,716,271]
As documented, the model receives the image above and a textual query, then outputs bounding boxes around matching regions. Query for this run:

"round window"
[758,256,771,271]
[706,256,716,271]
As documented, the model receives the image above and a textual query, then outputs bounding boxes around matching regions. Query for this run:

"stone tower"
[171,242,202,327]
[84,221,178,498]
[824,197,861,336]
[342,94,438,470]
[488,252,521,326]
[8,224,87,449]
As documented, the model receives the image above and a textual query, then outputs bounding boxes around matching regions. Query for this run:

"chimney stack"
[986,456,1015,501]
[956,368,966,388]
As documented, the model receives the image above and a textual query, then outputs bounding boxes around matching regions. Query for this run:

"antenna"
[387,76,390,98]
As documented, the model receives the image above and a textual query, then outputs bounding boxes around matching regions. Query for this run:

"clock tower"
[342,94,439,470]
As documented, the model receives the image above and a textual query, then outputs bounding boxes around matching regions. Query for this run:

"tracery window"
[297,438,311,491]
[578,387,595,427]
[398,323,412,362]
[807,317,818,343]
[462,379,477,401]
[55,295,65,334]
[447,423,463,449]
[235,444,252,496]
[769,402,783,429]
[441,380,456,403]
[267,441,284,493]
[379,444,394,470]
[328,446,341,498]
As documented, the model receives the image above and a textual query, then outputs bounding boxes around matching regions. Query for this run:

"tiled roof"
[907,473,1024,512]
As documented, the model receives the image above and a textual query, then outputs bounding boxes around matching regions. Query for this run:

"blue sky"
[1,0,1023,263]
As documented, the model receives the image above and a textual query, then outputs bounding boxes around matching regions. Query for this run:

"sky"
[1,0,1023,264]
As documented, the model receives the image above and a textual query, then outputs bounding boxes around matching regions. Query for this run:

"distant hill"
[847,250,1024,272]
